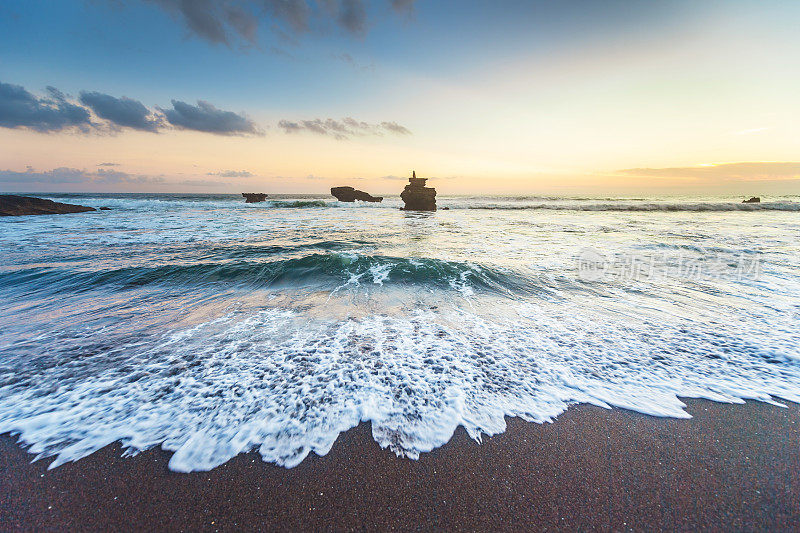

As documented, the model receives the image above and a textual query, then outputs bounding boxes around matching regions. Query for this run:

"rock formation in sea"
[330,187,383,203]
[0,195,96,216]
[742,197,761,203]
[242,193,268,203]
[400,171,436,211]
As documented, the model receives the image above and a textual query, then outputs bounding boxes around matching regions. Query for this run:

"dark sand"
[2,399,799,531]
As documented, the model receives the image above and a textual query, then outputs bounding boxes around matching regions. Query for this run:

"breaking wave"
[465,202,800,212]
[1,303,798,472]
[0,254,534,295]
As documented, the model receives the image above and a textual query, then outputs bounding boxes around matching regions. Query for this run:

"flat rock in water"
[0,195,96,216]
[242,193,268,203]
[330,186,383,202]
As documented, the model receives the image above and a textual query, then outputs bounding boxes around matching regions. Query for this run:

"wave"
[266,200,329,208]
[1,303,798,472]
[456,195,649,201]
[0,253,535,296]
[259,200,800,211]
[464,202,800,212]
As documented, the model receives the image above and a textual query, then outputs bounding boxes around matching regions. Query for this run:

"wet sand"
[2,398,798,531]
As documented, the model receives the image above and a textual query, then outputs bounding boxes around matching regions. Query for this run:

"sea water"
[1,193,799,471]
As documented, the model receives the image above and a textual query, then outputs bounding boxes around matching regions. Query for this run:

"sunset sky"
[1,0,799,194]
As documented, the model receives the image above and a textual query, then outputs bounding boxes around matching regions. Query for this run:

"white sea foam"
[1,299,799,472]
[369,263,392,285]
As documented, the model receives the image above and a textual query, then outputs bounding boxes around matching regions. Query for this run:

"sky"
[1,0,799,195]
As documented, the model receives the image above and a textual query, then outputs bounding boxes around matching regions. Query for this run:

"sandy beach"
[2,398,798,531]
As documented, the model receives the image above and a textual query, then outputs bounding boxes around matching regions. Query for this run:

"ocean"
[1,193,799,472]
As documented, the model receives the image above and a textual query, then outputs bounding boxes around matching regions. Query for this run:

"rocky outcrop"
[742,197,761,203]
[0,195,96,216]
[400,171,436,211]
[330,187,383,203]
[242,193,268,203]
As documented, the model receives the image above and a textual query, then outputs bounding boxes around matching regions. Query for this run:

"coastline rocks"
[242,193,268,203]
[330,186,383,203]
[0,195,96,216]
[742,197,761,203]
[400,171,436,211]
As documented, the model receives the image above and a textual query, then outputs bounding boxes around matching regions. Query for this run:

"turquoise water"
[1,193,799,471]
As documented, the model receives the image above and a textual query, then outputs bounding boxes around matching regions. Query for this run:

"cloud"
[138,0,411,47]
[390,0,416,12]
[0,81,93,133]
[618,162,800,181]
[98,162,120,166]
[148,0,234,45]
[5,80,411,141]
[162,100,262,135]
[1,81,267,137]
[224,4,259,44]
[337,0,367,34]
[0,166,165,184]
[79,91,163,132]
[264,0,312,33]
[278,117,411,139]
[380,121,411,135]
[0,167,88,184]
[207,169,254,177]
